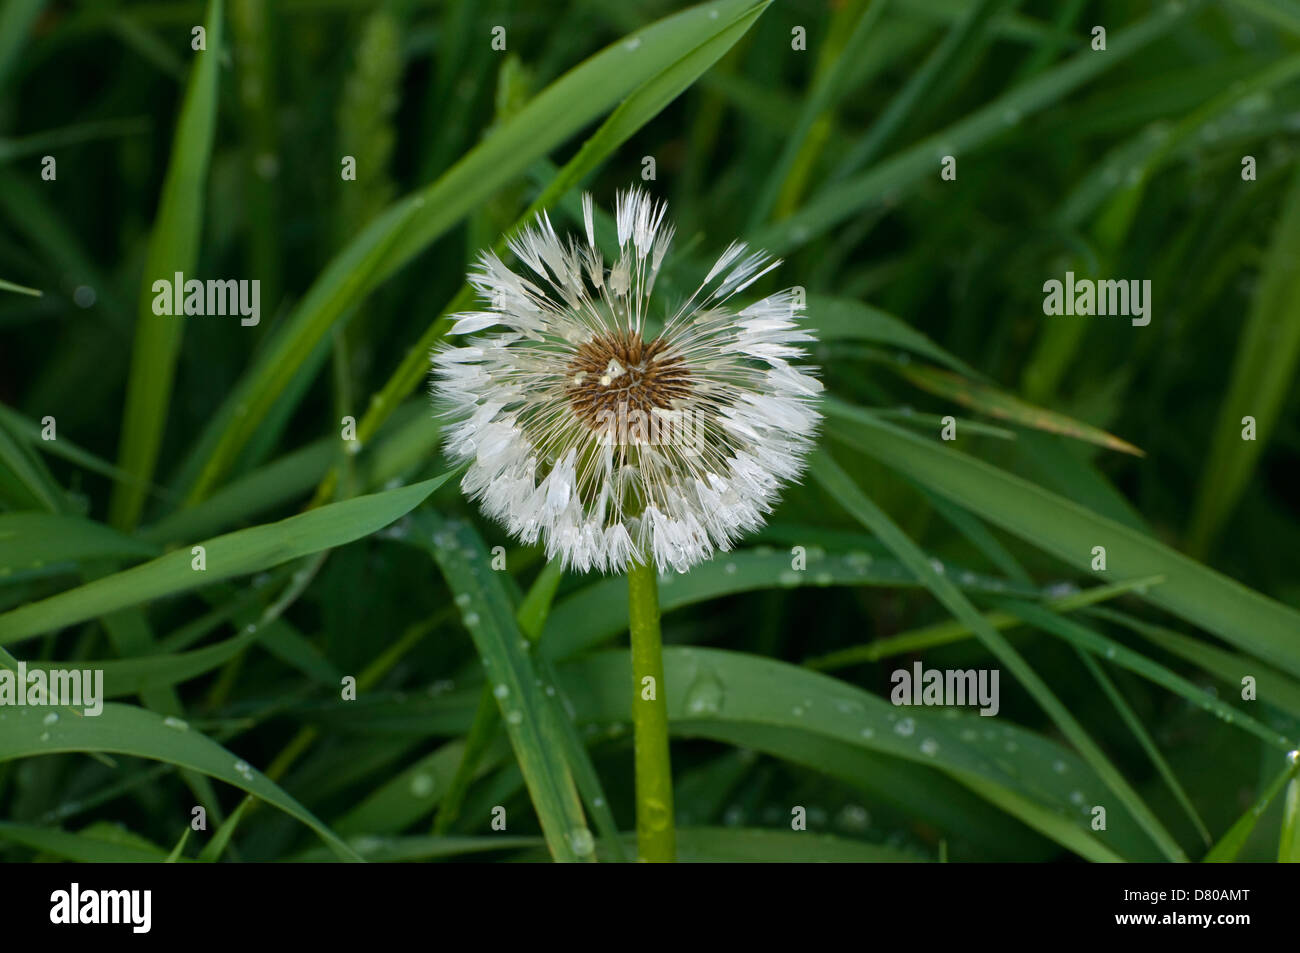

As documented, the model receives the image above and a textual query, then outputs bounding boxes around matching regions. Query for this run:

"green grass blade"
[0,277,41,296]
[559,647,1151,862]
[0,419,64,512]
[0,404,145,489]
[164,825,191,861]
[1005,601,1292,749]
[1074,648,1211,846]
[831,0,1006,181]
[107,0,224,530]
[414,512,589,862]
[1281,771,1300,862]
[1093,607,1300,722]
[0,512,159,576]
[810,449,1187,861]
[754,0,1202,255]
[892,363,1144,456]
[140,439,334,545]
[0,703,361,861]
[542,546,1037,660]
[1202,752,1300,862]
[1188,165,1300,554]
[0,822,168,862]
[747,0,884,227]
[805,576,1162,671]
[808,295,982,378]
[0,474,449,645]
[198,795,252,862]
[825,398,1300,677]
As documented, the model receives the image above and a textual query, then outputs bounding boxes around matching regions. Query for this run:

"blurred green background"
[1,0,1299,863]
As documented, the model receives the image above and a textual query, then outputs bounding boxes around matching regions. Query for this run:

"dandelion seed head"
[432,187,822,574]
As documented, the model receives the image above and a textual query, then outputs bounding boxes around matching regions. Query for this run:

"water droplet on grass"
[685,669,724,715]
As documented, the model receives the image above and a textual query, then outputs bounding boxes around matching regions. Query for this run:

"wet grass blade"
[0,474,449,645]
[543,546,1038,660]
[413,512,590,862]
[825,398,1300,678]
[1074,648,1212,846]
[0,703,361,861]
[805,576,1162,671]
[558,647,1152,862]
[810,449,1187,861]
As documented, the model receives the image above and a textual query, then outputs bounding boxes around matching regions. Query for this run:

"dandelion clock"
[432,188,822,860]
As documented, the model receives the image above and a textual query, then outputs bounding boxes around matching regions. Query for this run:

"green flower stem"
[627,556,675,862]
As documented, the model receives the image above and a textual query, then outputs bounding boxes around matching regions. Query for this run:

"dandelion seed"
[432,187,823,573]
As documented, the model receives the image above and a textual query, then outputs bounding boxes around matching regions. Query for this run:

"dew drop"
[834,698,864,716]
[410,773,435,798]
[163,716,189,731]
[895,717,915,737]
[837,804,870,832]
[569,827,596,855]
[644,798,672,833]
[685,668,724,715]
